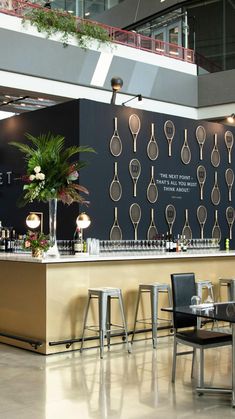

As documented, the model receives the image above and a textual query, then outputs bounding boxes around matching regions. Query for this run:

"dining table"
[162,302,235,407]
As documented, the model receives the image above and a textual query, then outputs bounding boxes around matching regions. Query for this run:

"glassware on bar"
[98,237,220,254]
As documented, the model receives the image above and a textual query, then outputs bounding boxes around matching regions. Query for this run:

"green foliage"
[10,132,95,207]
[22,8,111,49]
[76,21,111,49]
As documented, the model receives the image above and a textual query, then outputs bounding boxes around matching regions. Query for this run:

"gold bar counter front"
[0,252,234,354]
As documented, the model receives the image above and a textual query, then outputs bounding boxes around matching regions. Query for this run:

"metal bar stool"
[131,283,172,349]
[219,278,235,301]
[196,280,214,302]
[80,287,131,359]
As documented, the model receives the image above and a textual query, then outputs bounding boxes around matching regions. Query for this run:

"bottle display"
[0,218,221,256]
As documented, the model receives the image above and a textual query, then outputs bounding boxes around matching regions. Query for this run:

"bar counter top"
[0,249,234,263]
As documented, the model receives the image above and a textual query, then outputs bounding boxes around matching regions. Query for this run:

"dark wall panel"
[0,99,235,249]
[78,100,235,249]
[0,101,79,238]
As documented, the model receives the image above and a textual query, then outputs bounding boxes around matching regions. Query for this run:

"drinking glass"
[191,295,201,306]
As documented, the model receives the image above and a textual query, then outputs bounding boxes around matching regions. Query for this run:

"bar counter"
[0,250,234,354]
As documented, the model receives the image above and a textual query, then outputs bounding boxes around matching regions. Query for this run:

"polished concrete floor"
[0,335,233,419]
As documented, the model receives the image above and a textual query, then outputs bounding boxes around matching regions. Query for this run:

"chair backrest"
[171,273,197,329]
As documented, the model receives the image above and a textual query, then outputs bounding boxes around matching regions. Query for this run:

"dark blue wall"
[0,98,234,248]
[78,100,235,248]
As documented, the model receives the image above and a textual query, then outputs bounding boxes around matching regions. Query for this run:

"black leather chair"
[171,273,232,387]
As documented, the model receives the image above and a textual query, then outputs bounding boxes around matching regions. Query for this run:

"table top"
[163,302,235,323]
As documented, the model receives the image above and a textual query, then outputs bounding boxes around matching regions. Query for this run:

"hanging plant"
[22,7,111,49]
[76,20,112,49]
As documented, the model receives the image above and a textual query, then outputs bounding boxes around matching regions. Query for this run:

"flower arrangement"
[10,132,94,207]
[24,231,50,252]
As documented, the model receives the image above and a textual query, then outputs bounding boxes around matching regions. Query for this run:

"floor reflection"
[0,336,233,418]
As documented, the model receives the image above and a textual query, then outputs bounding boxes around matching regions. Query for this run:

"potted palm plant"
[10,132,94,256]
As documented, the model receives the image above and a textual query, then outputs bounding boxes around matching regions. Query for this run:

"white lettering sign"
[157,172,197,196]
[0,171,12,185]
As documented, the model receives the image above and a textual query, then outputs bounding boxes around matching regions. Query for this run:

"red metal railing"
[0,0,195,64]
[107,28,195,63]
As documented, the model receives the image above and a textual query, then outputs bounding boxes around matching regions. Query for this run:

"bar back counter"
[0,251,234,354]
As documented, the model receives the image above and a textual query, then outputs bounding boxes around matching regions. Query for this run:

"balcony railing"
[0,0,195,64]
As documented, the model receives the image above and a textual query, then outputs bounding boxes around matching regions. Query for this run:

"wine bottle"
[165,232,170,252]
[173,236,177,252]
[10,229,16,252]
[83,240,87,253]
[0,229,5,252]
[73,228,83,254]
[182,235,188,252]
[5,228,10,252]
[176,235,181,252]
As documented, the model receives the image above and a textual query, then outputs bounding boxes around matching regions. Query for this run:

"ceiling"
[0,86,234,126]
[0,88,69,118]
